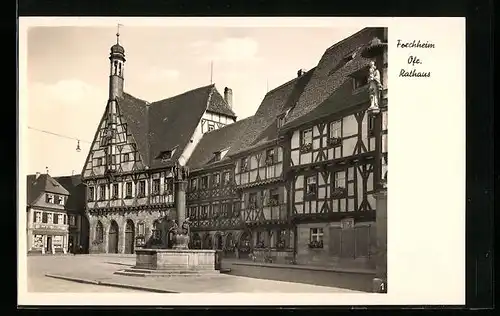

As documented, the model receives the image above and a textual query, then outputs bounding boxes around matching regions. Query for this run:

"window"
[213,204,221,218]
[334,171,346,188]
[152,179,160,195]
[190,178,198,191]
[309,228,324,248]
[47,213,53,224]
[277,229,287,248]
[223,171,231,185]
[214,152,221,162]
[200,205,209,219]
[353,75,368,90]
[64,214,67,225]
[201,176,209,189]
[368,114,376,137]
[249,192,258,209]
[88,187,95,201]
[266,148,275,165]
[99,184,106,200]
[165,177,174,193]
[240,157,249,172]
[112,183,119,199]
[111,155,116,164]
[126,182,133,198]
[58,214,64,225]
[207,122,215,132]
[56,195,64,205]
[53,214,59,224]
[123,153,130,162]
[222,203,231,217]
[306,175,317,197]
[46,194,54,204]
[137,222,145,236]
[138,180,146,197]
[301,129,313,145]
[69,215,76,226]
[277,115,286,128]
[160,151,172,161]
[301,128,313,152]
[269,188,280,206]
[97,157,103,166]
[213,173,221,187]
[34,211,41,223]
[42,212,48,223]
[329,120,341,139]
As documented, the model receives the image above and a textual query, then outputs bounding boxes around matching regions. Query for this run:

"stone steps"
[114,268,222,277]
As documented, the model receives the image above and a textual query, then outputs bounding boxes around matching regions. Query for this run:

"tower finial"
[116,23,123,44]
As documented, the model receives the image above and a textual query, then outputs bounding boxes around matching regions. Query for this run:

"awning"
[31,230,68,236]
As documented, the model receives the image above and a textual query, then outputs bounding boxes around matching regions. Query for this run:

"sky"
[25,24,362,177]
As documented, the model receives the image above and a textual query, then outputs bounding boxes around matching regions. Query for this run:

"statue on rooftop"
[368,60,382,113]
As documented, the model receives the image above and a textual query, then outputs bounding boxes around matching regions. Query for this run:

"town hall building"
[81,27,388,273]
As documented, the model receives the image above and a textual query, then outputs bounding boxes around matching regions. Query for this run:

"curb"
[45,274,179,293]
[231,262,376,275]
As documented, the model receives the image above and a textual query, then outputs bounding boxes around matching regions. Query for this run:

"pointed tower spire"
[109,24,126,100]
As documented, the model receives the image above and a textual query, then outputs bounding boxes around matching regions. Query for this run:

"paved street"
[25,255,367,293]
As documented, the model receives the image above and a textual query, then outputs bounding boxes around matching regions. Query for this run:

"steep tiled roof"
[26,174,69,205]
[116,84,234,169]
[281,80,370,132]
[54,175,86,214]
[207,89,236,118]
[147,85,215,169]
[283,28,382,125]
[227,69,314,157]
[187,116,254,170]
[119,93,150,164]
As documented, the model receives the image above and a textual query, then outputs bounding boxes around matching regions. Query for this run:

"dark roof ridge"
[322,28,367,54]
[148,84,215,106]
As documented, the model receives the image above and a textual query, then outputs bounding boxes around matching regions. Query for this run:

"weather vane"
[116,23,123,44]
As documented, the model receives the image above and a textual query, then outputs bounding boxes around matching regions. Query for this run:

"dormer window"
[207,122,215,132]
[214,151,221,162]
[353,75,368,90]
[56,195,64,205]
[159,151,172,161]
[46,194,54,204]
[277,115,286,128]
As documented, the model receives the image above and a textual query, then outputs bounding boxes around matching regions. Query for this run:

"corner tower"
[109,25,126,100]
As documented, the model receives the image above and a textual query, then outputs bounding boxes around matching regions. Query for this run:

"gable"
[81,99,147,179]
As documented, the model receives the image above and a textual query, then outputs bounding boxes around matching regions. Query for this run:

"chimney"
[35,172,40,179]
[297,69,307,77]
[224,87,233,109]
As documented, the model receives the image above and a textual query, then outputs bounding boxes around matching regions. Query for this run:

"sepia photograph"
[23,23,388,295]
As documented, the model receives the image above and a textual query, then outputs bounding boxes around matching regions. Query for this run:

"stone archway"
[237,230,252,259]
[224,232,236,258]
[124,219,135,254]
[202,233,212,249]
[214,232,223,250]
[108,220,119,254]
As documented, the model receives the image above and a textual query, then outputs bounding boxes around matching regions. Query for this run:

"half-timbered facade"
[185,116,253,257]
[279,27,388,270]
[81,35,236,254]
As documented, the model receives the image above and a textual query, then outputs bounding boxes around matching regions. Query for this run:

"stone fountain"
[115,164,219,277]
